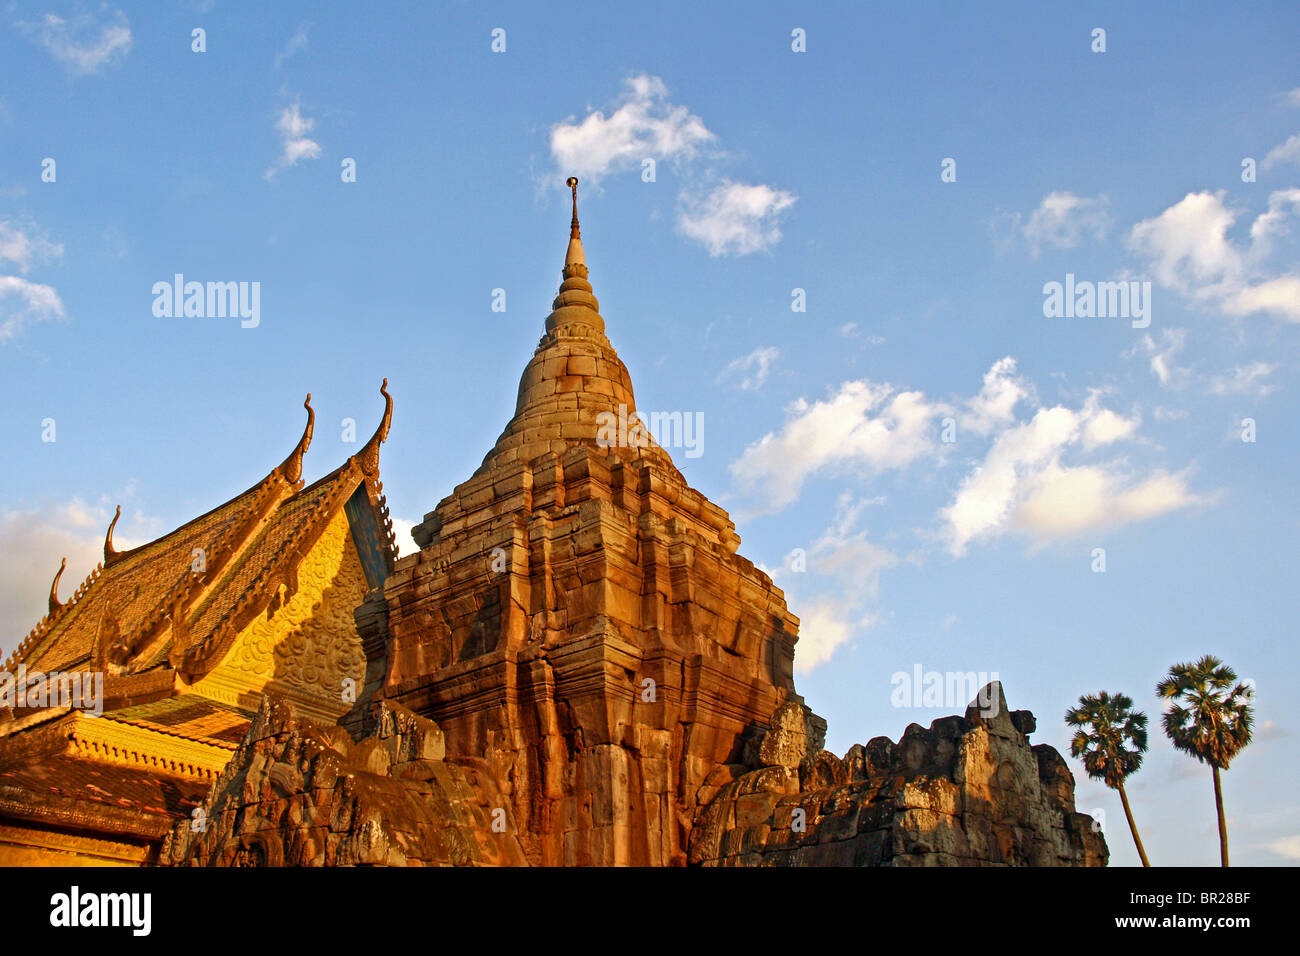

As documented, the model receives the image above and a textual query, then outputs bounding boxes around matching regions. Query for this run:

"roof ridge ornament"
[104,505,121,563]
[279,394,315,485]
[357,379,393,477]
[48,557,67,616]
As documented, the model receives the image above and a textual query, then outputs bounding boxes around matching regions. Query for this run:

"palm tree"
[1065,691,1151,866]
[1156,655,1254,867]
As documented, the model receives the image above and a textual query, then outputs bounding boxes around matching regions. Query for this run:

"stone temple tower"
[154,180,1103,868]
[381,180,822,866]
[2,180,1106,868]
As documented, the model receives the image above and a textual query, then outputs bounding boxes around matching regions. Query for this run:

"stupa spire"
[547,176,601,334]
[471,176,675,478]
[565,176,584,270]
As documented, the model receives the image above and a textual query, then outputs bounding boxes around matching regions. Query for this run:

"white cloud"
[677,180,797,257]
[733,360,1201,577]
[1208,361,1276,397]
[0,220,65,343]
[943,406,1078,555]
[0,500,153,656]
[790,493,897,673]
[548,74,793,256]
[1248,187,1300,252]
[265,100,322,179]
[1022,191,1110,255]
[1126,328,1188,387]
[1129,191,1241,287]
[793,598,865,674]
[0,219,63,274]
[1127,190,1300,321]
[1219,275,1300,318]
[810,531,896,601]
[942,396,1194,555]
[1256,719,1287,740]
[1081,396,1140,449]
[730,380,946,515]
[841,324,885,344]
[274,22,311,69]
[549,74,714,182]
[21,7,132,75]
[0,275,65,343]
[720,346,779,390]
[1265,835,1300,861]
[1262,133,1300,171]
[389,517,419,557]
[961,357,1031,436]
[1014,466,1196,540]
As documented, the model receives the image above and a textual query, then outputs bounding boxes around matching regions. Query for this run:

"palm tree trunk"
[1116,783,1150,866]
[1212,765,1229,867]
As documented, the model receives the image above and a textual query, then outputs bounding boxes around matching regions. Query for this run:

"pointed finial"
[545,176,601,332]
[562,176,587,274]
[567,176,580,239]
[48,558,67,616]
[104,506,121,563]
[279,394,315,485]
[357,379,393,477]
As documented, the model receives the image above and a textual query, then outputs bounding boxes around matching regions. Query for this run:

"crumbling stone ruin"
[690,687,1106,866]
[161,697,526,866]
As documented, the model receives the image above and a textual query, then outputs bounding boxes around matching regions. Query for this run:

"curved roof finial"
[357,379,393,477]
[48,557,67,616]
[104,505,121,563]
[279,394,315,485]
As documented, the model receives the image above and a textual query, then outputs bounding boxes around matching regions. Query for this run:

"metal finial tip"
[566,177,578,189]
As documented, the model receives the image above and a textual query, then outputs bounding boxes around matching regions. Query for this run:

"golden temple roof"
[5,384,397,682]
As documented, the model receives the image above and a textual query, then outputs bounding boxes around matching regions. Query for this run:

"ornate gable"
[5,385,396,691]
[0,383,397,864]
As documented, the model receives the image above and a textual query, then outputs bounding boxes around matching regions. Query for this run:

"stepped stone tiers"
[5,180,1107,867]
[0,389,397,864]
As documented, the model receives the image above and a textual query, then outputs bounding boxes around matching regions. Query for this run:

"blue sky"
[2,1,1297,866]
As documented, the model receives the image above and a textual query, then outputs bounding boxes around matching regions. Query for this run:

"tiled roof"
[0,752,209,839]
[5,385,396,683]
[15,487,265,674]
[109,695,253,745]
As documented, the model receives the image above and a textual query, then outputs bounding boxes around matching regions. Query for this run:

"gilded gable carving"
[204,511,367,717]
